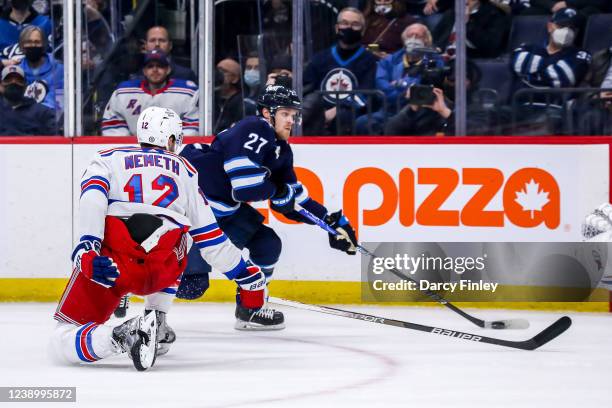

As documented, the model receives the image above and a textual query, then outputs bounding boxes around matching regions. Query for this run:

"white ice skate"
[112,313,158,371]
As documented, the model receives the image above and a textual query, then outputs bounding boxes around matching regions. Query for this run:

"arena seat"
[582,14,612,54]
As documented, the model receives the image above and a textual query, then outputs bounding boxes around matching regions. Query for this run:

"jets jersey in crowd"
[180,116,327,222]
[101,79,199,136]
[511,44,591,89]
[303,45,377,108]
[78,145,244,276]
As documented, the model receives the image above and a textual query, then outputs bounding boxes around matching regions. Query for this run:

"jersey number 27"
[124,174,179,208]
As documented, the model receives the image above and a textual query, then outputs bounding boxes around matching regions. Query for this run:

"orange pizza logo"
[262,166,560,236]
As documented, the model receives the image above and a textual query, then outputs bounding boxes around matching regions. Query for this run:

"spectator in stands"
[523,0,608,17]
[242,53,261,101]
[433,0,511,59]
[384,59,492,135]
[0,65,55,135]
[511,8,591,133]
[101,50,199,136]
[577,42,612,135]
[17,25,63,111]
[361,0,417,59]
[265,54,293,88]
[214,57,244,134]
[512,8,590,90]
[0,0,52,65]
[303,7,377,135]
[144,25,197,82]
[355,23,445,134]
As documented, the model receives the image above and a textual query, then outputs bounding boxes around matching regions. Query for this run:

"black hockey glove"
[325,210,358,255]
[270,183,296,214]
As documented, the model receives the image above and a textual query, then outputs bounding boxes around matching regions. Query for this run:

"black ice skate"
[145,310,176,356]
[112,313,158,371]
[235,304,285,331]
[113,295,130,318]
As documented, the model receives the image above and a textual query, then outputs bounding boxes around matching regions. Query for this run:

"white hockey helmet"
[136,106,183,150]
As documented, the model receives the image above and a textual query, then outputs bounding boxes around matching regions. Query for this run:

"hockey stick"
[269,297,571,351]
[295,204,529,330]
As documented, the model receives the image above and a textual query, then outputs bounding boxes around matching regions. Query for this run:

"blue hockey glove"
[325,210,358,255]
[270,183,296,214]
[72,240,120,288]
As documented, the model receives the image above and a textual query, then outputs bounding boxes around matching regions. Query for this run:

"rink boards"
[0,136,610,311]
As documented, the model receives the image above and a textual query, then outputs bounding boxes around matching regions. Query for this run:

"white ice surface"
[0,303,610,408]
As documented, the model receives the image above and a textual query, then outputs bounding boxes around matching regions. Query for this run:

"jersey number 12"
[124,174,179,208]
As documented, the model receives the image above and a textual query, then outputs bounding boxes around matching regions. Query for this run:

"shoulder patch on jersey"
[116,79,142,89]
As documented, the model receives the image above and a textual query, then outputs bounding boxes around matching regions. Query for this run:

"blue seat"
[582,14,612,54]
[474,58,514,105]
[507,15,549,52]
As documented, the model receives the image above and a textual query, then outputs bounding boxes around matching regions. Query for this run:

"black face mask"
[336,27,362,46]
[24,46,44,63]
[11,0,31,12]
[3,83,25,104]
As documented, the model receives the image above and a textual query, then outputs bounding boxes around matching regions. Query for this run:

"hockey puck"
[490,321,506,329]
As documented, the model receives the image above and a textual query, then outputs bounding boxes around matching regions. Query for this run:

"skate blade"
[234,319,286,331]
[156,343,171,356]
[131,313,158,371]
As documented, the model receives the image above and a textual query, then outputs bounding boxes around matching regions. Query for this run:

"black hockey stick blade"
[270,297,571,351]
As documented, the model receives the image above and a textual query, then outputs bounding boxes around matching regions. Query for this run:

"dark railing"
[312,89,386,136]
[511,87,612,135]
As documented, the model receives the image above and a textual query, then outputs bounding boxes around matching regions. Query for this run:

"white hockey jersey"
[78,145,243,275]
[101,79,200,136]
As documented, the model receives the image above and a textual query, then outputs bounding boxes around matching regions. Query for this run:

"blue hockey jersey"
[180,116,327,222]
[0,9,52,52]
[511,44,591,89]
[304,45,377,108]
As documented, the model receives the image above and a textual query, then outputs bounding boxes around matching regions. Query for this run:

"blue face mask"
[244,69,260,87]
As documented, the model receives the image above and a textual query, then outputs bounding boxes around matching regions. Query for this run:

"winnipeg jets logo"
[275,146,281,159]
[25,80,49,103]
[321,68,358,104]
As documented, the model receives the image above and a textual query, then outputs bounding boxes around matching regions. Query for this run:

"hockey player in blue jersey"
[177,85,358,330]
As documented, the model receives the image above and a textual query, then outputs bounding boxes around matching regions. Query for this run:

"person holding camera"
[384,59,492,135]
[354,23,445,135]
[383,84,452,135]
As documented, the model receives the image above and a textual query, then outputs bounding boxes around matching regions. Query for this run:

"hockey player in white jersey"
[51,107,265,371]
[582,203,612,289]
[100,49,199,136]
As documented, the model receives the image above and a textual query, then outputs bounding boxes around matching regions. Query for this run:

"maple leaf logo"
[514,179,550,218]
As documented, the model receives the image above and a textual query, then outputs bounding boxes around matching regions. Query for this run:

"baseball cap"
[551,8,579,28]
[143,49,170,66]
[1,65,25,81]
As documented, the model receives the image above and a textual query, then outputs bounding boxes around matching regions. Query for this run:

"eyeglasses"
[337,20,363,30]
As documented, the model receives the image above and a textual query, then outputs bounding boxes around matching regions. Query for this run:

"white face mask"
[404,37,425,53]
[551,27,575,48]
[374,4,393,15]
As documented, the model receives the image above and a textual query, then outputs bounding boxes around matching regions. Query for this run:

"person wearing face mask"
[303,7,377,135]
[355,23,446,135]
[361,0,417,59]
[242,53,261,116]
[0,0,52,59]
[432,0,510,59]
[17,25,63,112]
[0,65,55,135]
[512,8,590,91]
[511,8,591,134]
